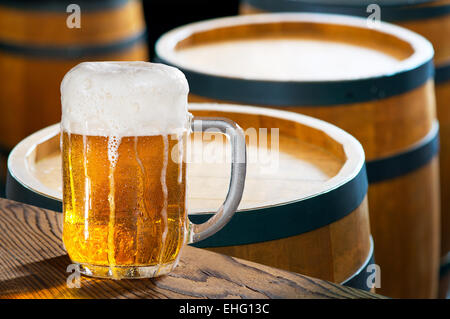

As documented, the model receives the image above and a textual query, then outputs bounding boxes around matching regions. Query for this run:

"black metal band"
[6,171,63,213]
[0,0,131,12]
[242,0,450,22]
[366,122,439,183]
[0,145,9,198]
[341,237,375,291]
[0,143,10,158]
[440,253,450,277]
[156,56,434,107]
[190,163,368,248]
[0,30,147,60]
[435,63,450,85]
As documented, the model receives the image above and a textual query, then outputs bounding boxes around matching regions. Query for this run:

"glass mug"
[60,62,246,279]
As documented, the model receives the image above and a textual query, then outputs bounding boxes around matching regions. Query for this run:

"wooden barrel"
[6,103,375,291]
[155,14,440,298]
[0,0,149,195]
[240,0,450,298]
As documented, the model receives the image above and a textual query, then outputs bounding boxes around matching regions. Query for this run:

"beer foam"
[61,61,190,136]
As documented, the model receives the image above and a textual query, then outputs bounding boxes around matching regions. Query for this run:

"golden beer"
[60,61,246,279]
[62,131,187,276]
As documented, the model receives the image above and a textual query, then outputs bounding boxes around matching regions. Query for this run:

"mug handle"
[187,117,247,243]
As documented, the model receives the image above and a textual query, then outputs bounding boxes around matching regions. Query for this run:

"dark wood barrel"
[155,14,440,298]
[240,0,450,298]
[6,103,375,291]
[0,0,149,195]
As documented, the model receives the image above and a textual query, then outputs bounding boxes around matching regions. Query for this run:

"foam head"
[61,61,190,136]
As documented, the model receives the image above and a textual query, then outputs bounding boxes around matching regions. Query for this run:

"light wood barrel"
[239,0,449,65]
[0,0,149,195]
[6,103,374,291]
[240,0,450,298]
[155,14,440,298]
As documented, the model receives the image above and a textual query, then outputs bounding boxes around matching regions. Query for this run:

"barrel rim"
[155,13,435,106]
[241,0,450,21]
[7,103,368,245]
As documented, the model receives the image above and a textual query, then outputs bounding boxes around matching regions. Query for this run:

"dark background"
[142,0,240,59]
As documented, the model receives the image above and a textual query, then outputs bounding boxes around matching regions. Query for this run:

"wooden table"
[0,198,383,299]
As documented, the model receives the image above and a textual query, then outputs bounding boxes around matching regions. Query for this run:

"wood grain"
[0,1,149,192]
[436,80,450,259]
[206,197,371,284]
[0,43,148,150]
[240,0,450,266]
[163,16,439,298]
[396,0,450,65]
[0,0,145,46]
[239,0,448,298]
[368,157,441,299]
[0,198,382,299]
[191,80,435,160]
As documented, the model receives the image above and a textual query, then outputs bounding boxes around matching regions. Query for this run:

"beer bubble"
[107,136,121,168]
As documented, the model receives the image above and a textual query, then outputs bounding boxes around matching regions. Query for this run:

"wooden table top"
[0,198,383,299]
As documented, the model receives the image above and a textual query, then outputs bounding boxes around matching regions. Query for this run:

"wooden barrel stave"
[436,75,450,298]
[190,88,440,298]
[369,156,440,298]
[0,0,149,194]
[395,3,450,66]
[0,42,147,149]
[188,107,371,286]
[206,197,371,284]
[437,78,450,256]
[239,0,450,297]
[388,10,449,278]
[155,14,439,298]
[0,0,146,46]
[190,79,436,161]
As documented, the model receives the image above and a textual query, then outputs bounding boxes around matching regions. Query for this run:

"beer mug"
[60,62,246,279]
